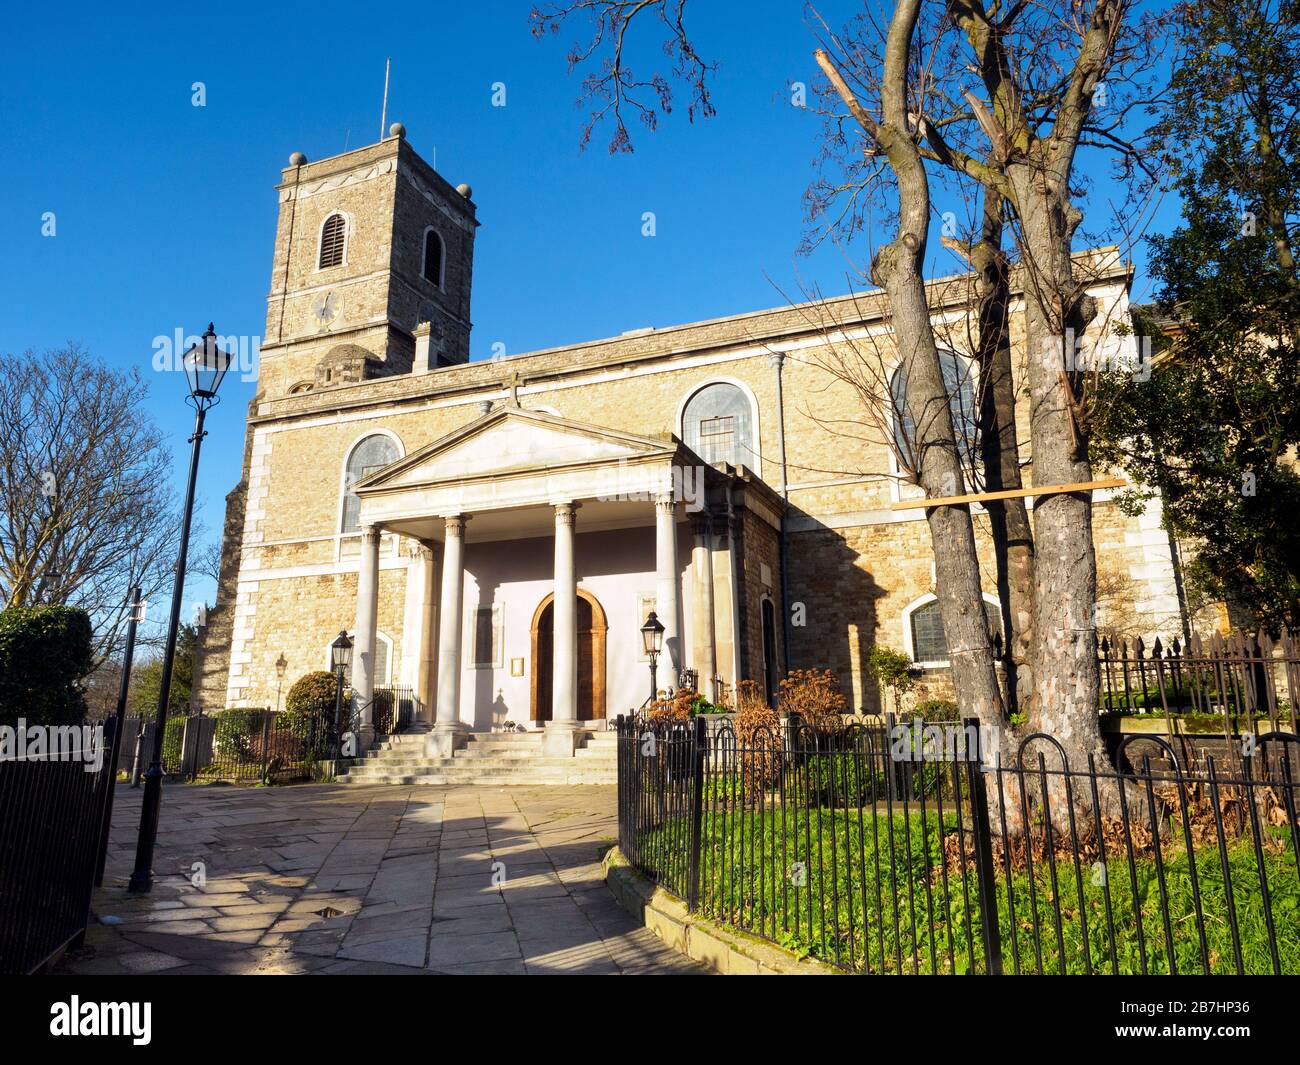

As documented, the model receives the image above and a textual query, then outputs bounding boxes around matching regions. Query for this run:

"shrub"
[0,606,93,728]
[912,698,960,722]
[734,680,782,793]
[779,668,848,733]
[212,708,265,763]
[690,694,725,715]
[803,752,886,807]
[646,689,693,727]
[284,671,341,738]
[867,646,918,715]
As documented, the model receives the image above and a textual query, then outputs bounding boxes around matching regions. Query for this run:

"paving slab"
[59,779,707,977]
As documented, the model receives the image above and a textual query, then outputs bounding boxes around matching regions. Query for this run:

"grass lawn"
[640,807,1300,974]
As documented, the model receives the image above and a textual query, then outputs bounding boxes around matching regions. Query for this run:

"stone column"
[419,546,438,724]
[655,494,682,677]
[544,502,581,757]
[712,503,743,694]
[691,513,717,700]
[399,541,436,724]
[431,515,468,757]
[353,525,381,750]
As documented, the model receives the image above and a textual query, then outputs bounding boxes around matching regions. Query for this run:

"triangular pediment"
[355,406,678,491]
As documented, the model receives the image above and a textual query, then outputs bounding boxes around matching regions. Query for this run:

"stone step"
[341,774,617,786]
[357,748,613,766]
[345,758,615,772]
[338,727,616,786]
[340,765,616,782]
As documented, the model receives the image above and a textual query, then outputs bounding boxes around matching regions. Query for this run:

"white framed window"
[318,212,348,269]
[467,604,503,669]
[901,593,1002,668]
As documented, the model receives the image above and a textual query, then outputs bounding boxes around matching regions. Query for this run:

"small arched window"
[422,228,444,287]
[908,597,1002,665]
[319,213,348,269]
[340,434,401,534]
[890,350,978,472]
[682,382,755,468]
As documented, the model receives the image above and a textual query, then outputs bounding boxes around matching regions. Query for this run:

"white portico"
[347,406,748,757]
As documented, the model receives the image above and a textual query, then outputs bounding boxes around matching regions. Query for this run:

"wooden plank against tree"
[889,477,1127,511]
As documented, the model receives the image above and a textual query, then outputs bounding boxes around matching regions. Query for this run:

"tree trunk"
[971,189,1035,719]
[820,15,1008,741]
[1009,160,1107,772]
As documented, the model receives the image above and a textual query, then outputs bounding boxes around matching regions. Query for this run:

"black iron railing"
[0,722,117,974]
[373,686,422,738]
[616,714,1300,974]
[1099,629,1299,733]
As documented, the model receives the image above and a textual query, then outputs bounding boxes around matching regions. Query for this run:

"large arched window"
[889,350,978,472]
[422,228,444,287]
[319,213,348,269]
[906,595,1002,666]
[340,434,401,534]
[681,382,755,468]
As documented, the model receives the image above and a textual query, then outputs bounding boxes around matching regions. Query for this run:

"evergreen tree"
[1096,0,1300,630]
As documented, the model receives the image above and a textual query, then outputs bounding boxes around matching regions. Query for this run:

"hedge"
[0,606,93,728]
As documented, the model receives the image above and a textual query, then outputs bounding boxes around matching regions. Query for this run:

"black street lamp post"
[128,325,230,894]
[330,631,352,757]
[640,611,665,704]
[275,653,288,713]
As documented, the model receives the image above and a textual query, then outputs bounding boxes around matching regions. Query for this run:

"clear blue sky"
[0,0,1176,608]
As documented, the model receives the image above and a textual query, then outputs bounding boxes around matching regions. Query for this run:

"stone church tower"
[192,126,479,714]
[259,123,478,395]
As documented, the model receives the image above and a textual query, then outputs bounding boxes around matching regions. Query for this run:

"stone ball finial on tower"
[456,183,473,199]
[289,151,308,166]
[389,122,406,140]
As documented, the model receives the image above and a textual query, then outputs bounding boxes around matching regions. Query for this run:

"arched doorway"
[531,590,608,722]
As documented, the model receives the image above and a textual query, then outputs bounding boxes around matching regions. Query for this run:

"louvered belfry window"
[319,213,347,268]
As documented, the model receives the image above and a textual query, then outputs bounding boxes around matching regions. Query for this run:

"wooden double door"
[530,590,607,722]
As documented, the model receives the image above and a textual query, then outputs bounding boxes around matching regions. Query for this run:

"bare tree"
[531,0,717,152]
[0,346,179,663]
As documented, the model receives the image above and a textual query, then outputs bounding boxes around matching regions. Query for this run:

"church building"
[193,125,1182,758]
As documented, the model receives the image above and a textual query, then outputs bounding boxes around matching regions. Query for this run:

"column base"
[542,720,582,758]
[357,724,376,753]
[428,723,467,758]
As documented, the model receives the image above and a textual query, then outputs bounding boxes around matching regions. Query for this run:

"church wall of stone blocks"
[193,128,1183,728]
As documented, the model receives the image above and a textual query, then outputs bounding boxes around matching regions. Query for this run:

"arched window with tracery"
[681,382,755,468]
[340,434,401,534]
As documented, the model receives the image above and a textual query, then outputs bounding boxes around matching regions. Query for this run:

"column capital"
[403,539,435,562]
[691,511,713,538]
[553,501,581,526]
[359,523,382,544]
[443,514,469,537]
[655,494,677,514]
[768,350,786,371]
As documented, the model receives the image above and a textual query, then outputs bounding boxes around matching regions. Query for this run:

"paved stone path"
[60,782,705,975]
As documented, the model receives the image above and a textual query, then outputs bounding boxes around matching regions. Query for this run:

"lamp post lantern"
[640,611,665,704]
[128,325,230,894]
[275,653,288,713]
[330,631,353,757]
